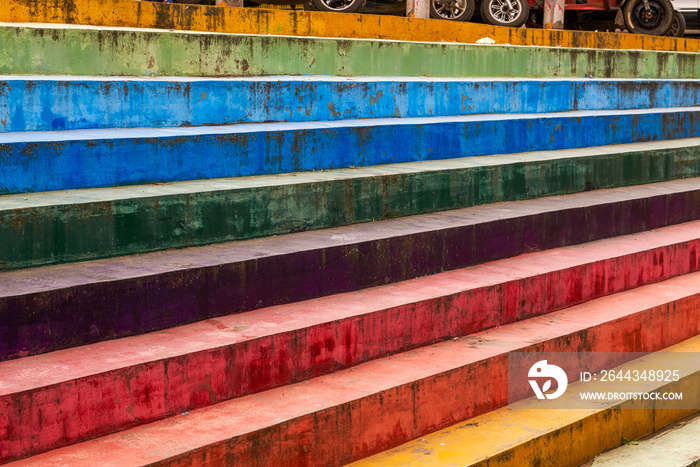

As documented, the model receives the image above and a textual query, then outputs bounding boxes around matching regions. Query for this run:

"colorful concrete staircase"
[1,13,700,467]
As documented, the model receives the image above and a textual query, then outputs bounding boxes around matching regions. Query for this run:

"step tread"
[2,178,699,298]
[350,336,700,467]
[4,75,700,83]
[2,138,699,210]
[2,106,699,143]
[2,220,699,396]
[8,272,700,466]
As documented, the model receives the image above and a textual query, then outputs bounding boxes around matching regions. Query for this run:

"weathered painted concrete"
[3,23,700,79]
[1,179,699,360]
[2,222,699,462]
[2,139,700,270]
[351,336,700,467]
[590,414,700,467]
[5,76,700,132]
[2,108,700,194]
[6,276,700,466]
[2,0,700,53]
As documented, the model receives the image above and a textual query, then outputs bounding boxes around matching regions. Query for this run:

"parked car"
[673,0,698,27]
[305,0,528,25]
[145,0,674,34]
[665,0,698,36]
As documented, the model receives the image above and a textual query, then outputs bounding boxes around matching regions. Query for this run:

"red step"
[5,269,700,466]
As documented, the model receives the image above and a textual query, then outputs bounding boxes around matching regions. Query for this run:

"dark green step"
[2,138,699,270]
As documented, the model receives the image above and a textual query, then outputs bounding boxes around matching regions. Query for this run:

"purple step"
[1,178,700,360]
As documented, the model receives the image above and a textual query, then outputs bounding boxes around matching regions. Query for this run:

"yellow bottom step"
[351,335,700,467]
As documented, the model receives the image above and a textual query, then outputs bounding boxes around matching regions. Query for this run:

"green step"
[3,23,700,78]
[2,138,699,270]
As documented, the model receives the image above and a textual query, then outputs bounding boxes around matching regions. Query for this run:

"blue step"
[1,107,699,193]
[2,76,700,132]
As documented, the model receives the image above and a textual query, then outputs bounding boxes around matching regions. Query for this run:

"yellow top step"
[2,0,699,52]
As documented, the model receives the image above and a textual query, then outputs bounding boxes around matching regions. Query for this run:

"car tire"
[308,0,366,13]
[480,0,529,26]
[622,0,674,35]
[429,0,475,21]
[666,10,686,37]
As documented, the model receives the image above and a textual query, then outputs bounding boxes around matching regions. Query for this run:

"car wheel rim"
[667,15,679,35]
[490,0,521,22]
[632,1,666,30]
[433,0,466,19]
[320,0,355,10]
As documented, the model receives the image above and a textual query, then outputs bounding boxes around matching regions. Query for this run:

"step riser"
[3,24,700,79]
[3,110,700,194]
[3,187,699,361]
[4,144,699,270]
[4,78,700,132]
[2,237,698,461]
[17,294,693,467]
